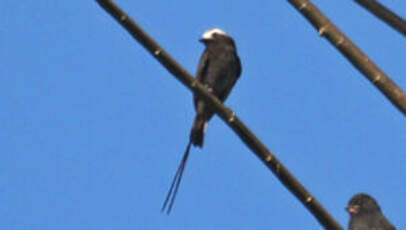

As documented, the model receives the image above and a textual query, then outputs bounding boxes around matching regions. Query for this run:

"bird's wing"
[196,49,210,83]
[218,55,242,101]
[194,50,210,110]
[235,55,242,78]
[378,216,396,230]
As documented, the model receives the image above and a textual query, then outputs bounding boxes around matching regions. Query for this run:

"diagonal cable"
[354,0,406,36]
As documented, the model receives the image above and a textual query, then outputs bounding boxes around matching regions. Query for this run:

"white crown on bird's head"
[201,28,229,40]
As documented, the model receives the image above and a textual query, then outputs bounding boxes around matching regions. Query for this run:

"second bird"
[162,28,242,214]
[347,193,396,230]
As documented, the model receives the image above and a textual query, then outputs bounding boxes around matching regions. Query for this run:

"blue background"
[1,1,405,229]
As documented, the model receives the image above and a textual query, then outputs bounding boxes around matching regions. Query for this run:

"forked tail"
[161,141,192,214]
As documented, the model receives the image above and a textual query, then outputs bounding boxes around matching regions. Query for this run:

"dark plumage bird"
[347,193,396,230]
[162,28,241,214]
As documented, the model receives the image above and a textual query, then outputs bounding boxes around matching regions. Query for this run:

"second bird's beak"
[346,205,360,214]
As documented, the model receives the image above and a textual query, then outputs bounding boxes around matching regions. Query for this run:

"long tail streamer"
[161,141,192,214]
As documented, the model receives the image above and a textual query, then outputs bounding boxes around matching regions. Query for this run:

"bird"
[346,193,396,230]
[161,28,242,214]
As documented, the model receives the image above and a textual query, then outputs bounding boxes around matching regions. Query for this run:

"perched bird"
[162,28,242,214]
[346,193,396,230]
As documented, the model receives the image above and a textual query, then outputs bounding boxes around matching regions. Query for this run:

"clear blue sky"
[1,1,405,229]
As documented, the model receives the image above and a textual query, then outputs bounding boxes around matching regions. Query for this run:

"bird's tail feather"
[190,115,207,147]
[161,115,206,214]
[161,141,192,214]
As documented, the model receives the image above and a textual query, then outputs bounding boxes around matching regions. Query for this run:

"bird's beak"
[199,38,210,43]
[346,205,360,214]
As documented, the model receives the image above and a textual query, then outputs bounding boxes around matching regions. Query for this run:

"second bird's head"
[199,28,236,47]
[346,193,381,216]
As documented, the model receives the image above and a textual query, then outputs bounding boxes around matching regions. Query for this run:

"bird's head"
[346,193,381,216]
[199,28,234,45]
